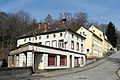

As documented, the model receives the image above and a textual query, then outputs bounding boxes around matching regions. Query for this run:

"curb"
[117,67,120,78]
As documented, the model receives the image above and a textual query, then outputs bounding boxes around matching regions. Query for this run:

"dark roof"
[18,23,67,39]
[18,23,85,39]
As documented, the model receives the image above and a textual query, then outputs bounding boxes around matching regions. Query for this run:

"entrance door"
[75,57,79,67]
[34,53,43,70]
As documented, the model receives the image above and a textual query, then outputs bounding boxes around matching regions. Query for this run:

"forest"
[0,10,119,60]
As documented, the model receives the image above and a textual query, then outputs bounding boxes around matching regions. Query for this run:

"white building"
[8,21,86,70]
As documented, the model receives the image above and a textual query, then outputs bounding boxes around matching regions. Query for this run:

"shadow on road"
[107,58,120,65]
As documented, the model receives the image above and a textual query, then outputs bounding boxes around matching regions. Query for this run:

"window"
[24,39,26,42]
[53,34,56,38]
[39,36,41,40]
[35,36,37,40]
[71,40,74,50]
[81,39,83,42]
[60,55,66,66]
[60,33,62,37]
[77,42,79,51]
[87,49,89,53]
[29,38,31,41]
[81,44,83,52]
[77,36,78,40]
[80,32,82,35]
[59,40,64,48]
[93,30,95,32]
[52,40,57,47]
[45,41,50,46]
[38,42,42,45]
[72,34,74,38]
[100,34,102,37]
[83,32,85,35]
[48,54,57,66]
[46,35,49,39]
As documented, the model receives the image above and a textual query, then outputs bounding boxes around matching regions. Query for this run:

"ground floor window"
[74,57,79,67]
[48,54,57,66]
[60,55,66,66]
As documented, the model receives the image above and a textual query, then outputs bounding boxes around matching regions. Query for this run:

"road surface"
[40,51,120,80]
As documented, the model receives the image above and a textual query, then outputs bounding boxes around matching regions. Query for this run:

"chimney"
[44,23,48,32]
[61,18,66,26]
[38,23,42,29]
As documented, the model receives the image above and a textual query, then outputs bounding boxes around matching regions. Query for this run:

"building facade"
[8,22,86,70]
[89,26,113,52]
[77,26,103,58]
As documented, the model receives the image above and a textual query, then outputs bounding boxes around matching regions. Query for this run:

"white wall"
[17,30,85,54]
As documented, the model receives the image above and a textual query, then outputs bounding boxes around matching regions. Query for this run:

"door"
[70,55,72,68]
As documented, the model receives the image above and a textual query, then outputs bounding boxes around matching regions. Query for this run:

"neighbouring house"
[77,26,103,58]
[89,26,113,52]
[8,20,86,70]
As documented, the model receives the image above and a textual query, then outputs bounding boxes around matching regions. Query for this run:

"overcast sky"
[0,0,120,30]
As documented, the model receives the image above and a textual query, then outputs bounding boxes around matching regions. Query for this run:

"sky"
[0,0,120,30]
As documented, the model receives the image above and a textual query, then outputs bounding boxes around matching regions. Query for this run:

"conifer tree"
[106,22,117,47]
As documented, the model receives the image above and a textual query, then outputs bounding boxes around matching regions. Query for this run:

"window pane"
[52,40,57,47]
[45,41,50,46]
[71,40,74,50]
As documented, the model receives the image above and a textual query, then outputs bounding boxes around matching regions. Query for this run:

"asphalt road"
[40,51,120,80]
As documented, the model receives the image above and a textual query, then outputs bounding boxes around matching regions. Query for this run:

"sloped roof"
[18,22,86,39]
[18,23,67,39]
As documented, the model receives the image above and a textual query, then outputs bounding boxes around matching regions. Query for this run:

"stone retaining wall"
[0,67,33,77]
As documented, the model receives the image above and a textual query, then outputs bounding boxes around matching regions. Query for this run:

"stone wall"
[0,67,33,77]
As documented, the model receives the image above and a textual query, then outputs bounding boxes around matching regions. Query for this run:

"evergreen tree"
[106,22,117,47]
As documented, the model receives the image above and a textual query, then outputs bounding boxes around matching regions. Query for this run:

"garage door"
[48,55,56,66]
[60,56,66,66]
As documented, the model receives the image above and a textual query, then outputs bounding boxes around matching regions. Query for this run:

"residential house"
[77,26,103,58]
[89,26,113,52]
[8,20,86,70]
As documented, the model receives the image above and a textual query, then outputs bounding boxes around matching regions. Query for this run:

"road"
[40,51,120,80]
